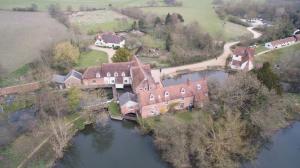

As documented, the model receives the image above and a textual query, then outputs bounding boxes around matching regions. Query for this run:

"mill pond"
[55,70,300,168]
[55,121,300,168]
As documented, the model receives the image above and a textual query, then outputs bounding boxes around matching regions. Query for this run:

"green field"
[142,0,251,40]
[0,0,147,10]
[76,50,108,69]
[70,10,134,34]
[256,43,300,64]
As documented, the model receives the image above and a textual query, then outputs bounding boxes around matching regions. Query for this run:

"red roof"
[137,79,208,107]
[271,37,296,46]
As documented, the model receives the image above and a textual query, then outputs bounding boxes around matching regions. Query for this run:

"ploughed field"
[0,11,70,73]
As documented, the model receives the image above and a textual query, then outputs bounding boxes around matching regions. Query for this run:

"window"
[165,91,169,97]
[181,88,185,94]
[107,72,111,77]
[150,94,155,101]
[114,72,118,77]
[111,80,115,84]
[197,84,202,90]
[124,79,128,83]
[121,72,126,77]
[96,72,100,78]
[144,87,148,91]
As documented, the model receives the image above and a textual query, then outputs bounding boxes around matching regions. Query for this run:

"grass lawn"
[0,0,147,10]
[142,0,250,41]
[76,50,108,69]
[70,10,134,35]
[108,102,121,117]
[255,45,269,54]
[141,35,166,49]
[0,64,31,87]
[256,43,300,64]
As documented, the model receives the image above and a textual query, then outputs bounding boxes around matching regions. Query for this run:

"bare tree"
[49,117,74,158]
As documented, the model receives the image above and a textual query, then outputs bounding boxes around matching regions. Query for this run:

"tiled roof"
[82,62,131,79]
[131,56,156,91]
[119,92,137,106]
[232,47,255,68]
[271,37,296,46]
[82,66,102,79]
[97,32,124,44]
[65,70,82,80]
[52,74,65,84]
[138,79,207,107]
[295,34,300,41]
[233,47,255,57]
[101,62,131,77]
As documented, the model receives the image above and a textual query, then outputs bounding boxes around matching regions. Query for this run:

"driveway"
[151,27,262,80]
[89,45,115,63]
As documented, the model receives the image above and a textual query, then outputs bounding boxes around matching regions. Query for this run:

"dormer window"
[114,72,118,77]
[107,72,111,77]
[150,94,155,101]
[181,88,185,94]
[121,72,126,77]
[165,91,169,97]
[197,84,202,90]
[96,72,101,78]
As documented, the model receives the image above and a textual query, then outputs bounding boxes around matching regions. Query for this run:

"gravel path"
[89,45,116,63]
[151,27,262,80]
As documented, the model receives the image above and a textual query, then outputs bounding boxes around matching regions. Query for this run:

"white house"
[230,47,255,71]
[95,32,125,48]
[265,36,296,49]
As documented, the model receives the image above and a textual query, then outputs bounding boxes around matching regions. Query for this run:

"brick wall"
[0,82,40,96]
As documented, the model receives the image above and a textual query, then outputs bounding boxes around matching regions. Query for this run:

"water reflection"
[55,121,168,168]
[244,122,300,168]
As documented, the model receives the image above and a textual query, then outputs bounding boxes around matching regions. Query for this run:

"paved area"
[89,45,116,63]
[151,27,262,80]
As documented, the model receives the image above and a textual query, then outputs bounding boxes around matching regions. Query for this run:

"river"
[244,122,300,168]
[55,121,169,168]
[55,121,300,168]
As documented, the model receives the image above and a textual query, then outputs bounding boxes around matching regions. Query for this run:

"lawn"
[76,50,108,69]
[142,0,251,41]
[0,64,31,87]
[108,102,121,117]
[0,11,70,73]
[255,45,269,55]
[70,10,134,34]
[255,43,300,64]
[0,0,147,10]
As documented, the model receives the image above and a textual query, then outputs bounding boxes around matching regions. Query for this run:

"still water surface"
[55,121,169,168]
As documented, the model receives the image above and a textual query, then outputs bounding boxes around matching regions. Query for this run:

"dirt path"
[151,27,262,80]
[89,45,115,63]
[16,116,81,168]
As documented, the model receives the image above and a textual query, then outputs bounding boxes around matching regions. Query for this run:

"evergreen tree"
[166,34,172,51]
[154,17,162,27]
[138,19,145,30]
[165,13,172,25]
[177,13,184,22]
[254,62,282,95]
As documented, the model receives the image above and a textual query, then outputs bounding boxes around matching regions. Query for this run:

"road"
[89,45,115,63]
[151,27,262,81]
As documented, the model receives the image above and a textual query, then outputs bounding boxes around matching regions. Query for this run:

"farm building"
[52,56,209,118]
[52,70,82,89]
[265,36,297,49]
[229,47,255,71]
[95,32,125,48]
